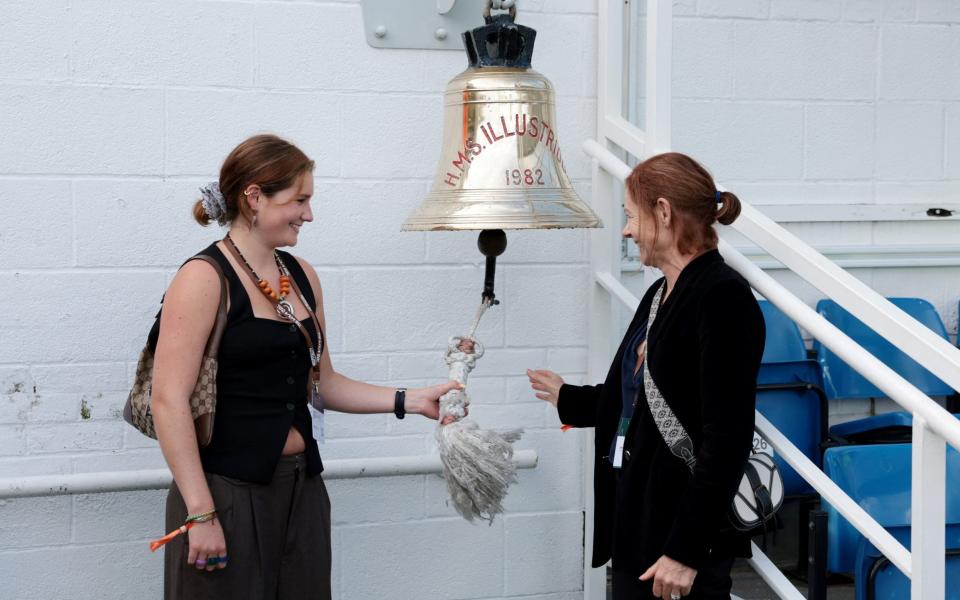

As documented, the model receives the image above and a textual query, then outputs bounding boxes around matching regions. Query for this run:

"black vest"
[195,242,324,484]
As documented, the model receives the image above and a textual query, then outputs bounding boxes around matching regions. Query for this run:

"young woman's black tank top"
[194,242,324,484]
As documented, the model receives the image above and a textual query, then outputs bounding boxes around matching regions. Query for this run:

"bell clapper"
[478,229,507,306]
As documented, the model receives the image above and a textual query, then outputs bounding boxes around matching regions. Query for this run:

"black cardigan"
[558,250,765,574]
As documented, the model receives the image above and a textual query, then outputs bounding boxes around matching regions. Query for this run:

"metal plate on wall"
[361,0,496,50]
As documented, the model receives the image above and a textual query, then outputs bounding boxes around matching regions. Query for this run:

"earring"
[252,212,258,227]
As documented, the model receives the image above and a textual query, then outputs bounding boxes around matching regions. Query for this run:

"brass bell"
[402,7,602,232]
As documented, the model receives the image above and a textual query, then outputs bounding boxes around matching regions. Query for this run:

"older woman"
[527,153,765,599]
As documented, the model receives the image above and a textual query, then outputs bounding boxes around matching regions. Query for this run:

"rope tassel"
[436,300,523,522]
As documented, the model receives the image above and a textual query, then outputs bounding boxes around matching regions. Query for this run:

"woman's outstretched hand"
[408,381,464,425]
[639,555,697,599]
[526,369,564,408]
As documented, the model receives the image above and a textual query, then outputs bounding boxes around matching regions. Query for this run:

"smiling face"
[246,170,314,248]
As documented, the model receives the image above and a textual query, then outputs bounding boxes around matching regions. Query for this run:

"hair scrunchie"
[199,182,228,225]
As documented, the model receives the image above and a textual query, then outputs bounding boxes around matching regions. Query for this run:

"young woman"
[151,134,459,599]
[527,153,765,599]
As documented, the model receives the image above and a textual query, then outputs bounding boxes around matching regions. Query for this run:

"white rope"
[435,297,523,522]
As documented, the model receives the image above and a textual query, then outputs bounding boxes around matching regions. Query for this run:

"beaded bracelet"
[185,509,217,525]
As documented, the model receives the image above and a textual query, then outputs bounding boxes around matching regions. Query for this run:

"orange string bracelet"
[149,510,217,552]
[149,522,196,552]
[560,424,573,432]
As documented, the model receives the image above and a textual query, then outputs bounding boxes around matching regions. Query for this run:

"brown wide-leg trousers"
[164,454,332,600]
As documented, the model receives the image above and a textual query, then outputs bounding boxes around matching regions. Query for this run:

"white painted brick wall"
[2,1,959,598]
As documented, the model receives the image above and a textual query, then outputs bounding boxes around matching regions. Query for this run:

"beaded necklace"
[225,233,296,322]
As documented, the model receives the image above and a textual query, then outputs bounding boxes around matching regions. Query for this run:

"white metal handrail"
[0,451,539,500]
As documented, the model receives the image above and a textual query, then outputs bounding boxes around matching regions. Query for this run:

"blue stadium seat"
[815,298,954,401]
[756,360,827,497]
[759,300,808,363]
[815,298,955,443]
[854,526,960,600]
[822,443,960,575]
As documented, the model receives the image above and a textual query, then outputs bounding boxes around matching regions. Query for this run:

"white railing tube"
[720,242,960,452]
[0,451,540,500]
[747,542,807,600]
[911,417,947,598]
[733,203,960,395]
[755,413,913,576]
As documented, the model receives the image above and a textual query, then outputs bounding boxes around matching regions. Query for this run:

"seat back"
[756,360,825,496]
[759,300,808,363]
[823,443,960,574]
[815,298,954,400]
[854,525,960,600]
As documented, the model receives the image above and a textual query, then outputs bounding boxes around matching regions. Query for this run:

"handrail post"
[911,416,946,598]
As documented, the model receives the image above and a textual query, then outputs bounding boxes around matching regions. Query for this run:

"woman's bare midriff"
[281,426,307,455]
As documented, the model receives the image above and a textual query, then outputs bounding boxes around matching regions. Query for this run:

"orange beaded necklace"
[225,233,296,321]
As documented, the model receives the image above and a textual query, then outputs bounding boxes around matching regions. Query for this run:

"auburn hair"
[625,152,740,255]
[193,134,315,226]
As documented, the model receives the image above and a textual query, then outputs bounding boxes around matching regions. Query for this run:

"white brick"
[327,475,425,525]
[0,424,27,456]
[1,392,79,424]
[843,0,917,22]
[326,411,389,439]
[504,265,589,346]
[255,3,431,92]
[520,13,597,98]
[0,180,72,267]
[330,353,390,381]
[946,104,960,177]
[389,348,544,380]
[165,89,340,177]
[0,541,162,600]
[804,104,875,179]
[0,454,73,478]
[725,181,875,205]
[505,512,584,595]
[917,0,960,22]
[72,490,165,544]
[875,181,960,203]
[873,220,960,244]
[31,363,128,395]
[0,84,164,175]
[71,448,165,473]
[506,428,584,512]
[465,401,547,431]
[545,347,588,373]
[0,272,168,363]
[881,25,960,100]
[554,96,598,181]
[342,267,506,352]
[298,181,426,265]
[27,421,123,454]
[673,19,735,99]
[320,435,430,461]
[699,0,771,18]
[338,93,441,179]
[339,518,503,599]
[771,0,842,20]
[733,22,875,99]
[877,103,944,180]
[673,0,699,17]
[73,179,220,267]
[673,100,804,180]
[0,1,71,81]
[0,496,72,548]
[72,1,254,86]
[123,426,161,450]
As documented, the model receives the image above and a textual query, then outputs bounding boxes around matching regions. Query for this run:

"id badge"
[613,435,626,468]
[308,404,325,444]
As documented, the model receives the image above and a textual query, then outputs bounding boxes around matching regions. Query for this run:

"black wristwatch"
[394,388,407,420]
